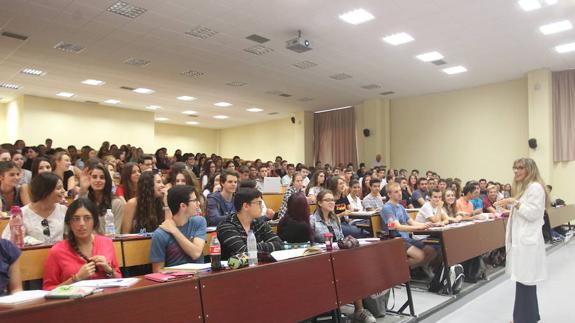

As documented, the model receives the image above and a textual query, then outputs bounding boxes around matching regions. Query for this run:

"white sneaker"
[352,309,376,323]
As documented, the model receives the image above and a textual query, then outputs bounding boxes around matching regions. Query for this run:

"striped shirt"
[217,213,283,259]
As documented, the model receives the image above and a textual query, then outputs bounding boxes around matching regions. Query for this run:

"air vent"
[279,93,292,97]
[1,31,29,41]
[180,70,205,78]
[380,91,395,96]
[329,73,352,80]
[268,112,279,115]
[185,25,218,39]
[246,34,270,43]
[292,61,317,69]
[244,45,274,56]
[54,42,85,53]
[226,82,247,87]
[107,1,147,19]
[124,57,150,66]
[84,100,99,104]
[120,86,135,91]
[265,90,282,95]
[361,84,381,90]
[187,114,199,118]
[0,83,21,90]
[20,68,46,76]
[432,59,447,66]
[298,97,313,102]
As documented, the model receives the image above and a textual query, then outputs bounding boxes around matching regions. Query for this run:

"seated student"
[43,198,121,290]
[278,192,312,243]
[2,173,67,243]
[381,182,436,269]
[482,185,498,214]
[415,188,449,225]
[51,152,76,195]
[203,173,221,198]
[309,189,376,323]
[78,165,125,234]
[116,162,141,202]
[254,165,269,192]
[122,172,168,234]
[442,189,463,222]
[280,163,295,186]
[0,239,22,296]
[200,160,217,189]
[0,161,24,212]
[239,180,275,219]
[411,177,430,208]
[346,179,364,212]
[399,177,414,208]
[139,154,154,173]
[278,172,309,218]
[150,185,206,272]
[360,172,372,198]
[207,170,237,226]
[11,151,32,186]
[305,170,326,203]
[456,181,483,220]
[238,166,250,182]
[0,149,10,162]
[217,187,282,259]
[362,178,384,212]
[165,163,205,215]
[19,157,53,205]
[437,179,448,192]
[328,175,365,238]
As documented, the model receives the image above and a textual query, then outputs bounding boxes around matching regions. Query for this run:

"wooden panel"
[441,220,506,266]
[548,205,575,228]
[347,214,381,237]
[331,239,410,305]
[19,245,52,281]
[0,218,8,234]
[200,253,338,323]
[113,241,124,267]
[263,193,283,212]
[121,238,152,267]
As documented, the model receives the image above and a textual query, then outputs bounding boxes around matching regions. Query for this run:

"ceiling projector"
[286,30,311,53]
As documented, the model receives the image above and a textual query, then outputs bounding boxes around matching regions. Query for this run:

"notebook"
[144,271,194,282]
[0,290,48,305]
[262,177,281,193]
[45,286,96,299]
[71,278,139,288]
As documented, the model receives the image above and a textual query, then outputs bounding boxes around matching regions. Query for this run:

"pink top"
[456,197,474,215]
[43,235,121,290]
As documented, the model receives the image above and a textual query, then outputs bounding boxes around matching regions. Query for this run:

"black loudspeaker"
[528,138,537,149]
[290,117,295,124]
[363,129,370,137]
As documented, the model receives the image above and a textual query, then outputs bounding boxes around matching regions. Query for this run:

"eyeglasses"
[321,198,335,203]
[188,198,200,204]
[250,200,263,207]
[70,215,93,223]
[41,219,50,237]
[512,166,525,170]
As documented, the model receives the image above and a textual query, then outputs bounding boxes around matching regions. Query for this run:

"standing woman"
[52,152,76,195]
[116,162,140,202]
[494,158,547,323]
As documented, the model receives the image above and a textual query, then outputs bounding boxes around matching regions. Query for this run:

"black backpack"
[462,256,487,283]
[428,264,464,294]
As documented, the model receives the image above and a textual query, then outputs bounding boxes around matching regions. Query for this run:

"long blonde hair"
[511,158,549,207]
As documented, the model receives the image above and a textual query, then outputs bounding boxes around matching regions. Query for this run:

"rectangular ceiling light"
[81,79,105,86]
[555,42,575,53]
[339,9,375,25]
[518,0,542,11]
[182,110,197,115]
[382,32,414,45]
[104,99,120,104]
[540,20,572,35]
[177,96,196,101]
[186,121,200,125]
[442,65,467,75]
[56,92,75,98]
[155,117,169,121]
[0,83,21,90]
[20,68,46,76]
[146,105,161,110]
[416,51,444,62]
[214,102,232,107]
[133,87,154,94]
[213,115,229,119]
[246,107,263,112]
[107,1,147,19]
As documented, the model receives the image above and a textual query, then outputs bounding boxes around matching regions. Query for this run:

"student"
[11,152,32,186]
[442,189,463,222]
[415,189,449,225]
[154,148,170,170]
[248,166,258,181]
[19,157,53,205]
[3,172,67,243]
[43,198,121,290]
[165,164,205,215]
[22,146,39,171]
[0,239,22,296]
[281,163,295,186]
[139,154,154,173]
[362,178,384,212]
[328,175,364,238]
[201,160,217,189]
[411,177,429,208]
[305,170,326,202]
[79,165,125,234]
[456,181,483,220]
[51,151,76,194]
[346,179,364,212]
[407,174,418,196]
[122,172,168,234]
[399,177,413,208]
[309,189,376,323]
[203,173,221,198]
[238,180,275,219]
[437,179,448,192]
[116,162,141,202]
[360,172,372,198]
[254,165,268,192]
[150,185,206,272]
[278,172,307,218]
[0,161,24,211]
[207,170,238,226]
[277,192,312,243]
[216,187,282,260]
[381,182,435,269]
[238,166,250,182]
[482,185,498,214]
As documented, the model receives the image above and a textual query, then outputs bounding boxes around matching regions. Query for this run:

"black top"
[277,217,312,243]
[63,170,74,191]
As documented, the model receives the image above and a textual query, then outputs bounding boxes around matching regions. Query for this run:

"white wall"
[154,123,219,155]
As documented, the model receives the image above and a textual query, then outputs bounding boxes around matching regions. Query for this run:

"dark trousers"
[514,282,540,323]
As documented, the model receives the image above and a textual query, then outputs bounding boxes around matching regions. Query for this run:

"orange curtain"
[313,108,358,167]
[552,70,575,162]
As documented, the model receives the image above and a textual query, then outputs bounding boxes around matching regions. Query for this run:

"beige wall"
[154,123,219,155]
[388,78,529,183]
[355,98,391,167]
[0,103,6,141]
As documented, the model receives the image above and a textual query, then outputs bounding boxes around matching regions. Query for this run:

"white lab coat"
[505,182,547,285]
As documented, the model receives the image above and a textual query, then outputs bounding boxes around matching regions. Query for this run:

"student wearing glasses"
[2,172,67,244]
[43,198,121,290]
[150,185,207,272]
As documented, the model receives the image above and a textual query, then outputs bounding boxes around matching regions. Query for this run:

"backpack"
[428,264,464,294]
[462,256,486,283]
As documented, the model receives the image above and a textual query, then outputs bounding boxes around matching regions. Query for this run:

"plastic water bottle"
[210,236,222,271]
[9,206,24,248]
[387,214,398,238]
[247,230,258,267]
[104,209,115,237]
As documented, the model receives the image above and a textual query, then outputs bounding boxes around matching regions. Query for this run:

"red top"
[42,235,122,290]
[116,184,125,198]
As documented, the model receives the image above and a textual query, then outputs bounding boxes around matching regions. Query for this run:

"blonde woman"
[494,158,548,323]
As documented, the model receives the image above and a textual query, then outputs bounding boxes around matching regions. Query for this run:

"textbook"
[271,246,323,261]
[71,278,139,288]
[45,286,96,299]
[0,290,48,305]
[164,261,229,272]
[144,271,194,282]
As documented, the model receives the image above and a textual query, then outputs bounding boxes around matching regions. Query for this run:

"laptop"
[262,177,282,193]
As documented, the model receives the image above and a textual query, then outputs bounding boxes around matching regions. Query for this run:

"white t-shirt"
[415,202,438,223]
[347,194,364,212]
[2,204,67,244]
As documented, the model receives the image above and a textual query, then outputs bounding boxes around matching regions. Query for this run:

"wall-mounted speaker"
[528,138,537,149]
[363,129,370,137]
[290,116,295,124]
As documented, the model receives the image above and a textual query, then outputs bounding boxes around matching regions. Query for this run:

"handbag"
[363,289,390,317]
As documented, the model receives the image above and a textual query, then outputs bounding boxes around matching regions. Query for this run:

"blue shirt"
[0,239,21,296]
[150,216,207,266]
[471,198,483,210]
[380,202,410,239]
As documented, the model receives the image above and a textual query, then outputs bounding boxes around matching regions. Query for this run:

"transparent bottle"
[247,230,258,267]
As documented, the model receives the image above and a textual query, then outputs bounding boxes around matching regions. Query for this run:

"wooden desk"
[118,236,152,267]
[19,244,52,281]
[262,193,283,212]
[0,277,203,323]
[547,204,575,229]
[199,253,338,323]
[348,212,381,237]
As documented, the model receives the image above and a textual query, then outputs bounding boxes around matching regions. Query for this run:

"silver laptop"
[262,177,282,193]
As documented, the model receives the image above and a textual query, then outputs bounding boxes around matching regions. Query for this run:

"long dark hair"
[120,162,139,200]
[134,172,164,233]
[286,192,311,224]
[31,157,51,179]
[305,170,326,195]
[327,175,344,199]
[65,198,100,262]
[87,164,114,217]
[30,172,60,203]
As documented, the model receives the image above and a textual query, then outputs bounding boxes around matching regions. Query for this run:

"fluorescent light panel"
[177,96,196,101]
[246,107,263,112]
[133,87,154,94]
[56,92,74,98]
[540,20,572,35]
[20,68,46,76]
[81,79,105,86]
[213,115,229,119]
[182,110,197,115]
[555,42,575,53]
[382,32,414,45]
[155,117,169,121]
[518,0,542,11]
[214,102,232,107]
[416,51,444,62]
[186,121,199,125]
[104,99,120,104]
[338,9,375,25]
[442,66,467,74]
[146,105,161,110]
[0,83,21,89]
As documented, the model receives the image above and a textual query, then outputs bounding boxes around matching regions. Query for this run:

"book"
[164,261,228,272]
[71,278,139,288]
[0,290,48,305]
[144,271,194,282]
[45,286,96,299]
